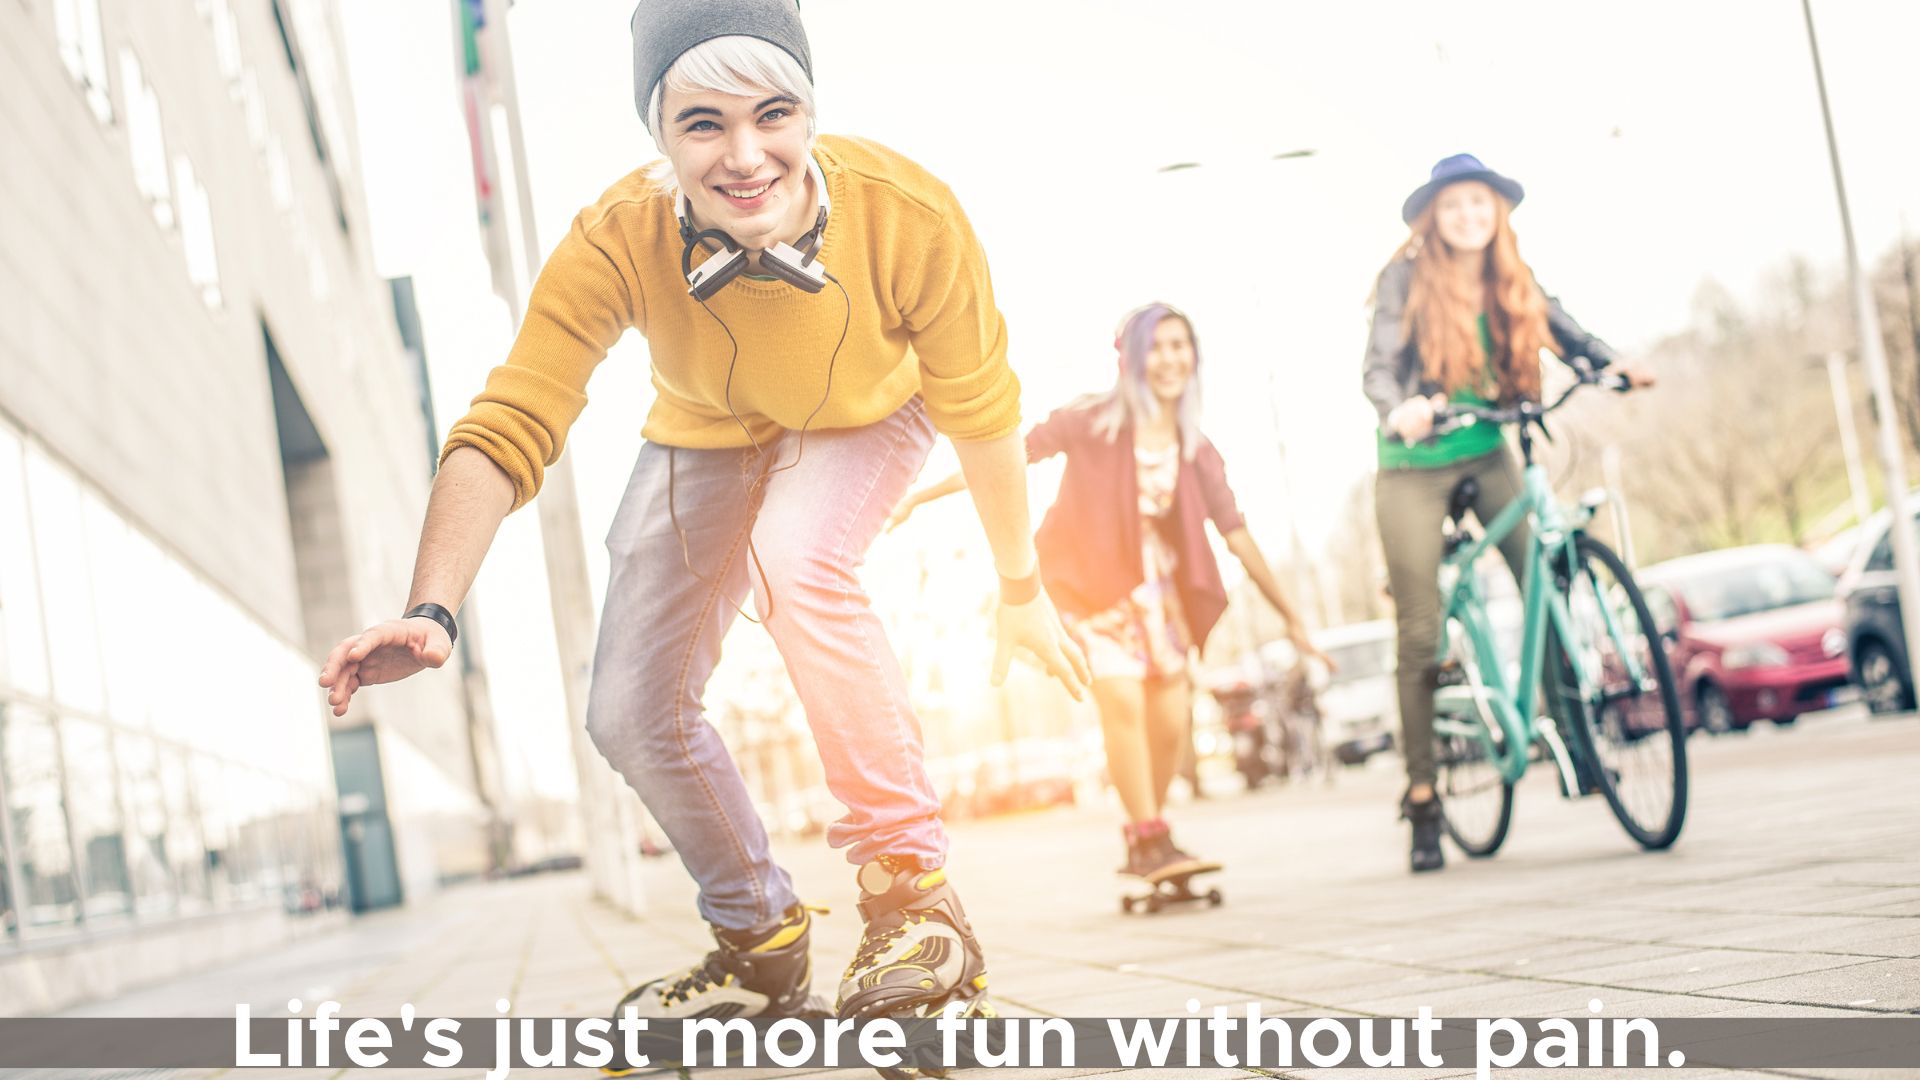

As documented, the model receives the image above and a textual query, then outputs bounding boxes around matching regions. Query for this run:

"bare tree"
[1320,474,1386,625]
[1552,252,1897,562]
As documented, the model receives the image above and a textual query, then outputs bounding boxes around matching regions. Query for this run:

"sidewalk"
[62,709,1918,1078]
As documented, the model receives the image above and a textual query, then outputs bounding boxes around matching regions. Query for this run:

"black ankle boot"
[1400,791,1445,873]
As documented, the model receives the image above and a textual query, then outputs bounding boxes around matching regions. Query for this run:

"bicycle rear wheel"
[1557,534,1688,849]
[1434,616,1515,857]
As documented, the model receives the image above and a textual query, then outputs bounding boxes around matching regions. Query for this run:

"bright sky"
[337,0,1920,796]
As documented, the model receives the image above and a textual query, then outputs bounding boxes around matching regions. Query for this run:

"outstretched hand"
[1616,364,1657,389]
[1292,629,1338,674]
[992,591,1091,702]
[884,495,917,533]
[316,617,453,717]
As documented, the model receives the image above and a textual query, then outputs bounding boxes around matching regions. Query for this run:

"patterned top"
[1065,441,1193,680]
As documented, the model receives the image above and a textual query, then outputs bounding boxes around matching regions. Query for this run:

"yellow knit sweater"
[441,135,1021,509]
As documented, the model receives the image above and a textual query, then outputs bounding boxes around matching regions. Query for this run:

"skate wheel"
[876,1068,912,1080]
[1144,894,1163,914]
[1120,895,1135,915]
[1206,888,1223,907]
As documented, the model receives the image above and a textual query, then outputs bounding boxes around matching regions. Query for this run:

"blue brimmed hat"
[1401,153,1524,224]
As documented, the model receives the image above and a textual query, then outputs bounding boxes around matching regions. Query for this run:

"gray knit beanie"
[631,0,813,124]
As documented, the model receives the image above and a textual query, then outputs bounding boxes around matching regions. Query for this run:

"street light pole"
[1824,351,1873,528]
[460,0,648,911]
[1801,0,1920,683]
[1153,152,1331,631]
[1266,371,1335,629]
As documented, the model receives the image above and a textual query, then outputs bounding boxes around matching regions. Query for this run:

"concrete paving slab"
[1699,956,1920,1011]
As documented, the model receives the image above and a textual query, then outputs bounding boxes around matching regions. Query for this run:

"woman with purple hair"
[891,303,1328,880]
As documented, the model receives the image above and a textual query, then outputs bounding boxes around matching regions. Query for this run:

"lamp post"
[1153,150,1335,631]
[1820,351,1873,529]
[1801,0,1920,685]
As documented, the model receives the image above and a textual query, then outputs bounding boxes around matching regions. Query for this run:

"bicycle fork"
[1532,714,1584,799]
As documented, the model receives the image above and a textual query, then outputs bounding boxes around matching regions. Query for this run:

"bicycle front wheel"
[1558,534,1688,849]
[1434,616,1515,857]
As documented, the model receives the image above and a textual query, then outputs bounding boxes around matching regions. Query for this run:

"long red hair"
[1396,194,1557,402]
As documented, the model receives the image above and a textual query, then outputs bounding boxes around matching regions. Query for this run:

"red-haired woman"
[895,304,1328,881]
[1366,155,1653,873]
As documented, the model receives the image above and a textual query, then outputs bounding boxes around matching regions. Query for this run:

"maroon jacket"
[1027,400,1247,650]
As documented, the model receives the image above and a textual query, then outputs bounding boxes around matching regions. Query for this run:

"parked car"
[1637,545,1850,733]
[1305,620,1397,764]
[1810,522,1863,578]
[1839,504,1920,713]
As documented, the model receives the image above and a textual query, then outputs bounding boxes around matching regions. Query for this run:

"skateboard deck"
[1120,862,1223,914]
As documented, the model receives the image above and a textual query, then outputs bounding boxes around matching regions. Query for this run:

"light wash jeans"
[583,398,945,931]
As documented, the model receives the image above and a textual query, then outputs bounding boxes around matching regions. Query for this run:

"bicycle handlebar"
[1415,365,1631,443]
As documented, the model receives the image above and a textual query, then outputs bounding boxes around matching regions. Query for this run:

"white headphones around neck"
[676,157,831,301]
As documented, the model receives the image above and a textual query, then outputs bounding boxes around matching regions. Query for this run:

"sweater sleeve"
[440,210,640,510]
[1198,442,1247,536]
[898,198,1022,442]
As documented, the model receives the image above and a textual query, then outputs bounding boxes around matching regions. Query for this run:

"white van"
[1313,620,1398,755]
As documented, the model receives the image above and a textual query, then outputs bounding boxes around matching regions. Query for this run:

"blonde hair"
[644,36,816,196]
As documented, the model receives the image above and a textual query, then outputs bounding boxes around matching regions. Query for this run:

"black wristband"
[999,570,1041,606]
[404,603,458,648]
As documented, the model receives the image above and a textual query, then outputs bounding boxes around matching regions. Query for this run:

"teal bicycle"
[1424,367,1687,855]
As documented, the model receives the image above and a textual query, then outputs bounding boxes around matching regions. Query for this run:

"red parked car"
[1636,545,1851,734]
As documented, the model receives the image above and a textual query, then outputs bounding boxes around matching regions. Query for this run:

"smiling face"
[1144,315,1196,406]
[663,86,815,251]
[1432,179,1501,255]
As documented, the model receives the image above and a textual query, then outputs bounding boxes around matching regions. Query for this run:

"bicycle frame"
[1430,453,1650,791]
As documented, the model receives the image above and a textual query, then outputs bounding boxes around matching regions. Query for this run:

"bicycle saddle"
[1442,477,1479,557]
[1445,477,1479,530]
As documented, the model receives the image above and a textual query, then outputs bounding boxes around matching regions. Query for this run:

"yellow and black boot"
[601,903,827,1075]
[835,857,993,1023]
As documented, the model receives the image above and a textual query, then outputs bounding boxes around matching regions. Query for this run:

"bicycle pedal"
[1435,662,1467,688]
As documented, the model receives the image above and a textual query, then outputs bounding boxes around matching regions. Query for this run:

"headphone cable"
[669,268,851,625]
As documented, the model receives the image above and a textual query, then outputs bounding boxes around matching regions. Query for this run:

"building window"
[202,0,244,87]
[0,426,50,700]
[159,746,210,914]
[24,449,106,717]
[265,135,294,213]
[174,156,223,309]
[53,0,112,124]
[0,412,346,941]
[0,841,14,945]
[113,732,177,918]
[239,70,269,151]
[118,49,174,231]
[269,0,349,237]
[1,705,80,934]
[61,718,131,924]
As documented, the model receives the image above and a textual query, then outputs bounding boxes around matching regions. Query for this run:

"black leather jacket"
[1361,255,1620,423]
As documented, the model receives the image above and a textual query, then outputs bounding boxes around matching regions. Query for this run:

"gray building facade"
[0,0,503,1013]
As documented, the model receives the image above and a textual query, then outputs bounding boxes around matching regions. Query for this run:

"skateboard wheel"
[1120,896,1134,915]
[1206,889,1223,906]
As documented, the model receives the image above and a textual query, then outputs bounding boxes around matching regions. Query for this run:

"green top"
[1378,313,1506,469]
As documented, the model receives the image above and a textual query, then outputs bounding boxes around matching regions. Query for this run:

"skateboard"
[1120,863,1223,915]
